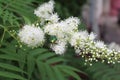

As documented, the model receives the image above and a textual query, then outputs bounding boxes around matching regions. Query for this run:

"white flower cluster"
[18,25,45,48]
[18,0,120,64]
[50,40,67,55]
[34,0,59,24]
[108,42,120,52]
[34,0,54,19]
[44,17,80,40]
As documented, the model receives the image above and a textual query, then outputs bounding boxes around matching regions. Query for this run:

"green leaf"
[58,65,81,80]
[37,52,56,60]
[27,54,35,80]
[0,71,27,80]
[44,64,56,80]
[23,16,31,24]
[61,69,81,80]
[46,57,66,64]
[17,49,27,70]
[57,65,81,72]
[37,61,47,80]
[30,48,48,56]
[0,62,25,73]
[0,54,21,62]
[53,67,65,80]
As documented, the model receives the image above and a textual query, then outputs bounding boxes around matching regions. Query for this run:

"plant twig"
[1,28,6,43]
[0,24,21,46]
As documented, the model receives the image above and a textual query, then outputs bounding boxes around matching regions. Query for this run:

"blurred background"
[81,0,120,45]
[42,0,120,45]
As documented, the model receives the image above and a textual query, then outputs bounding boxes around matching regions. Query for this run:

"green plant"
[0,0,82,80]
[0,41,82,80]
[1,0,120,80]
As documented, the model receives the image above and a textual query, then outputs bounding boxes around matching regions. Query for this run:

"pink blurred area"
[82,0,120,44]
[110,0,120,16]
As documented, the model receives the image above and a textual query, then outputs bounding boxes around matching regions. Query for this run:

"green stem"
[0,24,21,46]
[1,28,5,43]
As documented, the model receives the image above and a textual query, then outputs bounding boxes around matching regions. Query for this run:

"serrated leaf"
[60,68,81,80]
[0,54,21,62]
[23,16,31,24]
[0,71,27,80]
[44,64,56,80]
[53,67,66,80]
[37,61,47,80]
[0,62,25,73]
[37,52,56,60]
[27,54,35,80]
[30,48,48,56]
[46,57,65,64]
[57,65,81,72]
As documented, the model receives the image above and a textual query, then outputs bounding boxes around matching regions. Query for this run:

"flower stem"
[1,28,5,43]
[0,24,21,45]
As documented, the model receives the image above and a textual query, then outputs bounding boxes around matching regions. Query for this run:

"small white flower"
[18,25,45,47]
[44,17,80,40]
[47,13,59,23]
[95,41,105,49]
[70,32,81,46]
[44,23,62,37]
[108,42,120,51]
[65,17,80,28]
[70,31,88,48]
[89,32,96,40]
[44,23,58,35]
[44,22,67,39]
[78,31,89,40]
[75,48,81,54]
[34,0,54,19]
[50,41,66,55]
[107,49,113,54]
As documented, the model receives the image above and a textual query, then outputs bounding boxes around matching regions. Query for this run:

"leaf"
[37,52,56,60]
[23,16,31,24]
[57,65,81,80]
[30,48,48,56]
[44,64,56,80]
[0,71,27,80]
[37,61,47,80]
[53,67,66,80]
[57,65,81,73]
[61,68,81,80]
[0,54,21,62]
[46,57,66,64]
[27,54,35,80]
[17,50,26,70]
[0,62,25,73]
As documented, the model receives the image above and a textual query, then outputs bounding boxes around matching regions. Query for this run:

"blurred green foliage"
[35,0,87,19]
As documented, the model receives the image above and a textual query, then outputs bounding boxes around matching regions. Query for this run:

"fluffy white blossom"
[78,31,89,40]
[75,48,81,54]
[65,17,80,28]
[59,17,80,35]
[44,17,80,40]
[95,41,106,49]
[44,23,64,39]
[107,49,113,54]
[89,32,96,40]
[47,13,59,23]
[34,0,54,19]
[108,42,120,51]
[18,25,45,47]
[16,0,120,64]
[70,31,88,48]
[70,32,81,47]
[50,41,66,54]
